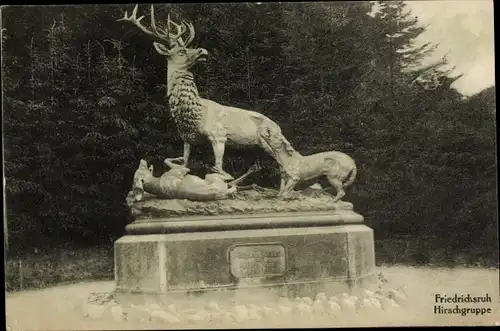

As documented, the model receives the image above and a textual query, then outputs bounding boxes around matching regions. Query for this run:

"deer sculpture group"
[118,5,357,202]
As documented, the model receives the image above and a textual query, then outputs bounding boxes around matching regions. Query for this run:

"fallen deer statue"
[127,158,261,203]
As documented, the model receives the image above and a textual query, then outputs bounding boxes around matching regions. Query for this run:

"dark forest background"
[2,1,497,267]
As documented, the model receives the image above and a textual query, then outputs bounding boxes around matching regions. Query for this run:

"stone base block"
[114,222,375,299]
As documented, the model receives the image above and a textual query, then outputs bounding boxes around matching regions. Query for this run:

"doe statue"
[260,128,357,201]
[118,5,294,181]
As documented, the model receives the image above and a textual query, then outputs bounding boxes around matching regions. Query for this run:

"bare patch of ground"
[6,266,500,330]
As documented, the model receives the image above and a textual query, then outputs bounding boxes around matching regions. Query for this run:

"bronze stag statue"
[118,5,294,181]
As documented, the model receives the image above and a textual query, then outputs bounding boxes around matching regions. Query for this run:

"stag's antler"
[117,5,192,47]
[182,21,196,46]
[165,17,186,46]
[165,18,195,47]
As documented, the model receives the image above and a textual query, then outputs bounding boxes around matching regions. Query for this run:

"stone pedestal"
[114,211,376,299]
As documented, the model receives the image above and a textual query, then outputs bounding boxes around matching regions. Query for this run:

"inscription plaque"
[229,244,286,278]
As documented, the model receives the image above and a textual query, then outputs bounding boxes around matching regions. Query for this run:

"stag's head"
[118,5,208,71]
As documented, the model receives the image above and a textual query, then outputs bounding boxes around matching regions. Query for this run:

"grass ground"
[5,245,114,292]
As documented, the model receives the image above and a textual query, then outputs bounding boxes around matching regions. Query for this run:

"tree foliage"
[2,2,497,264]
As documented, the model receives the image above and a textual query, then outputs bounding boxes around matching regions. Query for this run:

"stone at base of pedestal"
[114,221,375,299]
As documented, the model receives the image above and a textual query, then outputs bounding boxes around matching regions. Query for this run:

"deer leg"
[279,179,297,198]
[279,166,286,193]
[286,180,298,196]
[228,162,261,186]
[278,167,296,197]
[208,135,234,180]
[182,142,191,166]
[164,158,183,169]
[327,175,345,203]
[211,139,226,171]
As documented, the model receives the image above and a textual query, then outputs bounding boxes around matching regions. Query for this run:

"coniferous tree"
[3,9,169,250]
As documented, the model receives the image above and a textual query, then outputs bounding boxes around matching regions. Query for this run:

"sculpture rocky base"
[114,211,376,299]
[129,188,355,219]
